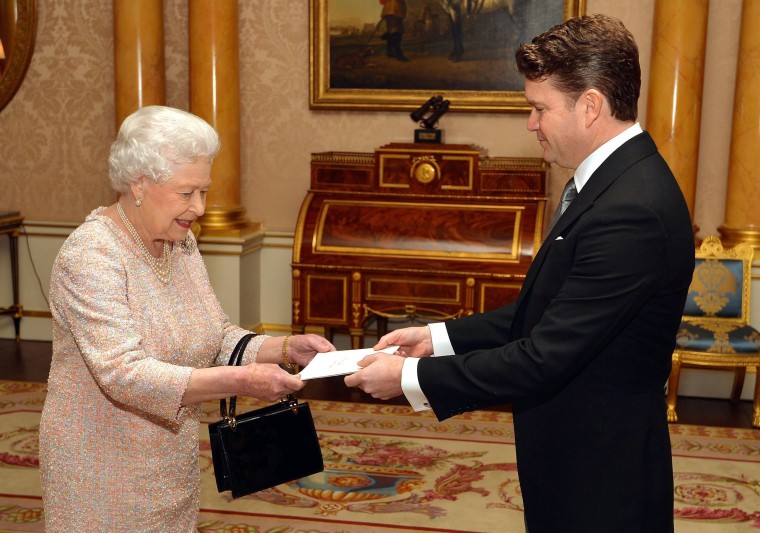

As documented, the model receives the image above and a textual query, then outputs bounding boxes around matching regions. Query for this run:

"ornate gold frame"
[0,0,37,113]
[309,0,585,113]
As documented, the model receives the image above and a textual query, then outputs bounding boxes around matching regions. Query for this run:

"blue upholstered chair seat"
[676,322,760,354]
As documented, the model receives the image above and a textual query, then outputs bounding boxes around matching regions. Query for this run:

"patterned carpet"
[0,380,758,532]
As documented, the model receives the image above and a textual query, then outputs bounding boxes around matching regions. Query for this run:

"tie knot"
[562,179,577,203]
[546,178,578,233]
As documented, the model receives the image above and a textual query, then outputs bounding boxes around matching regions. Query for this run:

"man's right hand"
[373,326,433,358]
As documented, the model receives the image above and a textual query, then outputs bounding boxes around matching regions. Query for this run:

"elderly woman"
[38,106,334,532]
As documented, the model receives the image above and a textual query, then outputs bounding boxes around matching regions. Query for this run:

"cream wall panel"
[201,252,242,325]
[258,231,297,334]
[679,369,756,402]
[240,241,262,332]
[197,232,265,328]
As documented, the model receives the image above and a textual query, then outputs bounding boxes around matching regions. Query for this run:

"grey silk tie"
[547,178,578,233]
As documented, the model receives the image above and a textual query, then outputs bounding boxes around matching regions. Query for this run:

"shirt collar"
[573,122,643,192]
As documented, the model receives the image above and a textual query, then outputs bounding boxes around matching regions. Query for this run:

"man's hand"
[373,326,433,358]
[344,352,405,400]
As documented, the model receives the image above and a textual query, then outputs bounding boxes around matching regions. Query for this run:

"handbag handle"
[220,333,300,430]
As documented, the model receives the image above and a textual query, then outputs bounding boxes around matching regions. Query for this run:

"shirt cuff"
[401,357,431,412]
[401,323,455,412]
[429,321,455,356]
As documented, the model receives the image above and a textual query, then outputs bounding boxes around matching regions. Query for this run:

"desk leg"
[376,316,388,341]
[9,230,21,341]
[323,326,334,344]
[349,328,364,349]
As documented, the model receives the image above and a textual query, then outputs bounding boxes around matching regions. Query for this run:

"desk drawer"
[304,272,349,324]
[365,275,462,305]
[364,274,467,320]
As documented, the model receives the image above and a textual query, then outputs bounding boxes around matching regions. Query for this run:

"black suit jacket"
[418,132,694,532]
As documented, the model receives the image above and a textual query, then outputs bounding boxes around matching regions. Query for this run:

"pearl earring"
[135,199,142,207]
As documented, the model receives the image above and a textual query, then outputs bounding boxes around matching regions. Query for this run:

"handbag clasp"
[221,397,238,431]
[281,394,299,415]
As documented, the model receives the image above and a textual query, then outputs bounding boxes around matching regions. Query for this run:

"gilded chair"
[666,235,760,427]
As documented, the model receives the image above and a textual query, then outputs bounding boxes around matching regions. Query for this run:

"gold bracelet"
[281,335,296,371]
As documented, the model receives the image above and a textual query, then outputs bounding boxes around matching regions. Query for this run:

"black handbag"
[208,333,324,498]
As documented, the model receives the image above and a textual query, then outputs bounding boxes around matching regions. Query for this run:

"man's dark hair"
[515,14,641,121]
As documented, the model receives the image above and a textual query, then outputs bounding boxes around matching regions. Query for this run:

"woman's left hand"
[286,334,335,368]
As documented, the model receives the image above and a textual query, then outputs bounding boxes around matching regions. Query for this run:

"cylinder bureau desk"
[291,143,548,349]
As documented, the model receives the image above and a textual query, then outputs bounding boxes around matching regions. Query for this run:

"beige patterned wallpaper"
[0,1,116,219]
[0,0,741,238]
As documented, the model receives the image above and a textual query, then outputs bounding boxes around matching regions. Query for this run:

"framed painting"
[310,0,586,113]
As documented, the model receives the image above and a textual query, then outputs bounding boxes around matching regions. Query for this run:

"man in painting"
[380,0,409,61]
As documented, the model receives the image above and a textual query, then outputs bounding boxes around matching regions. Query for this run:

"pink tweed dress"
[39,208,266,532]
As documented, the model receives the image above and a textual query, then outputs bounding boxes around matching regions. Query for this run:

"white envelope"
[299,346,400,380]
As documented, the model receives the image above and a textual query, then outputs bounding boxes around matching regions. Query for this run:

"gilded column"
[189,0,254,234]
[113,0,165,127]
[645,0,708,230]
[720,0,760,250]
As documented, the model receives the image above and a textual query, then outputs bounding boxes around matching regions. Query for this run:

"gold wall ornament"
[410,156,439,185]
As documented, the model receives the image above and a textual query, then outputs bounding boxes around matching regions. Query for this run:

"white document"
[299,346,400,380]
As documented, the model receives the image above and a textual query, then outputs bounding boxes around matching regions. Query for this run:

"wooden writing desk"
[291,143,548,348]
[0,211,24,341]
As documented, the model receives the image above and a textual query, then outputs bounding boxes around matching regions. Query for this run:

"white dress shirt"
[400,123,644,412]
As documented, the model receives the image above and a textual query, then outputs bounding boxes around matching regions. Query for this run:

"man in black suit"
[345,13,694,533]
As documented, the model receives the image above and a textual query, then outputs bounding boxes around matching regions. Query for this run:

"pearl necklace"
[117,203,173,284]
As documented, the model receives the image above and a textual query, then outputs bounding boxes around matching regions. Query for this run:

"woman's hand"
[182,359,309,406]
[241,363,306,403]
[285,334,335,368]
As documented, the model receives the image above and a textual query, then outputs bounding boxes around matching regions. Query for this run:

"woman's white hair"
[108,106,221,193]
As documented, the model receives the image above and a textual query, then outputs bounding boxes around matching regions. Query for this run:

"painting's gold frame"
[309,0,586,113]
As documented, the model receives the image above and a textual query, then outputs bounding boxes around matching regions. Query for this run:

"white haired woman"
[38,106,334,532]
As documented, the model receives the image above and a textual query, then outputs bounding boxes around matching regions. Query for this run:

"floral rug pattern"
[1,380,759,532]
